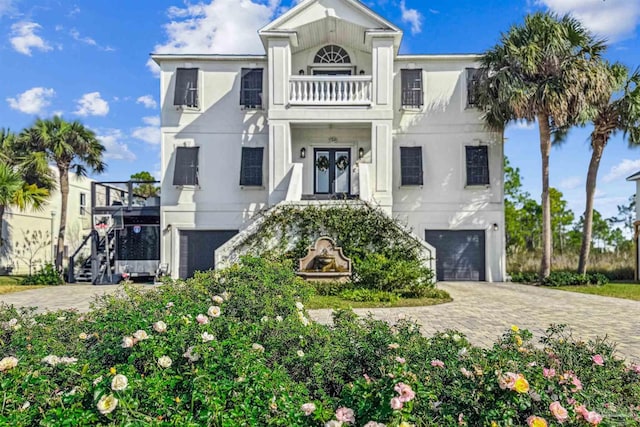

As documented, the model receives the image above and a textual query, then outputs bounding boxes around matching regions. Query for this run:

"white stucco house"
[152,0,505,282]
[626,171,640,280]
[0,169,93,275]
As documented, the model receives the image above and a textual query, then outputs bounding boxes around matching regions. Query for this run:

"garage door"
[424,230,485,281]
[179,230,238,279]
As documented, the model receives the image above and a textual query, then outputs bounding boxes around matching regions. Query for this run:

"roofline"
[397,54,482,61]
[259,0,402,34]
[151,54,267,64]
[626,171,640,181]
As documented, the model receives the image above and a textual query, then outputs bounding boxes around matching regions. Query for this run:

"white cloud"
[511,120,536,130]
[137,95,158,109]
[74,92,110,116]
[96,129,136,162]
[10,21,53,56]
[400,0,423,35]
[603,159,640,183]
[559,176,582,190]
[536,0,640,42]
[148,0,282,74]
[7,87,55,114]
[70,28,97,46]
[132,116,161,145]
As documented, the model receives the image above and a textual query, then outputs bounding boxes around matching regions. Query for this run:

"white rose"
[251,343,265,353]
[297,350,305,358]
[111,374,128,391]
[212,295,224,304]
[275,316,283,322]
[0,356,18,372]
[295,302,304,311]
[202,332,215,342]
[79,333,88,340]
[59,357,78,365]
[133,330,149,341]
[153,321,167,333]
[157,356,172,368]
[96,394,118,415]
[207,306,221,318]
[121,336,135,348]
[42,355,60,366]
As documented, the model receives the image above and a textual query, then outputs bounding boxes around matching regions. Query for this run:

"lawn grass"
[306,294,452,309]
[554,282,640,301]
[0,285,46,295]
[0,276,24,286]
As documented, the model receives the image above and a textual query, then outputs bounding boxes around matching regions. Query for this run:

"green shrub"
[0,258,638,426]
[355,253,435,297]
[509,271,539,283]
[339,288,400,303]
[20,263,63,286]
[510,271,611,286]
[309,280,352,296]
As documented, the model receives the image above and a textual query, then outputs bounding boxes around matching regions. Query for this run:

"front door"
[314,149,351,196]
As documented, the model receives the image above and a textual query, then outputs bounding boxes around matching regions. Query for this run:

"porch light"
[299,70,305,75]
[493,223,499,231]
[358,147,364,159]
[300,147,306,158]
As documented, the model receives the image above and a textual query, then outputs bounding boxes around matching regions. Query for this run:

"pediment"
[260,0,401,33]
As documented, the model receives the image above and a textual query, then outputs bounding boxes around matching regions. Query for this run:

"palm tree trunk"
[578,137,606,275]
[0,204,5,247]
[538,114,552,278]
[56,167,69,271]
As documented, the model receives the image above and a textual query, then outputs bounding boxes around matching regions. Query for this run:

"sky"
[1,0,640,226]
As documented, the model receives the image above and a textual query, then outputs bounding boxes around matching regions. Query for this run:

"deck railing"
[289,76,372,106]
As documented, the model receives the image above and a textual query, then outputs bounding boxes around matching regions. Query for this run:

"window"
[400,147,423,186]
[466,68,481,108]
[174,68,199,108]
[401,69,423,108]
[314,45,351,64]
[466,146,489,186]
[240,68,263,109]
[240,147,264,186]
[173,147,199,186]
[80,193,87,215]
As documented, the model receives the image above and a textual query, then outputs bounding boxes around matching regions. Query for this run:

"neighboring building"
[152,0,505,282]
[626,171,640,280]
[0,168,93,275]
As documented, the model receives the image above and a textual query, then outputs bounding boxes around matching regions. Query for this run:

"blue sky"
[1,0,639,224]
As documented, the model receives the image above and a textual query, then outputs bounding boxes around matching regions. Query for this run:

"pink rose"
[592,354,604,366]
[395,357,406,364]
[335,407,355,424]
[543,367,555,379]
[196,314,209,325]
[301,402,316,416]
[549,401,569,422]
[393,382,415,402]
[498,372,517,390]
[430,359,445,368]
[571,376,583,392]
[390,397,403,410]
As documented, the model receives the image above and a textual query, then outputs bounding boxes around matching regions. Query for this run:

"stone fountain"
[297,237,352,282]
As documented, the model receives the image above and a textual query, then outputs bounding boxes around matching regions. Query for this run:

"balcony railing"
[289,76,372,106]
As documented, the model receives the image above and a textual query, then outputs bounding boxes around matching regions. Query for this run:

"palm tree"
[21,117,106,270]
[0,162,49,247]
[475,12,609,278]
[577,65,640,274]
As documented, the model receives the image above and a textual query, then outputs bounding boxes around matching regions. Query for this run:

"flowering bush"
[0,257,638,426]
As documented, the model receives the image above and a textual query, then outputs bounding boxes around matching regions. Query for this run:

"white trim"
[152,54,267,64]
[397,54,482,61]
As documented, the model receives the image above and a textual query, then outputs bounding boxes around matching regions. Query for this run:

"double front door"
[314,148,351,195]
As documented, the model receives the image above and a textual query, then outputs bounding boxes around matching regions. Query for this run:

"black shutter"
[240,147,264,186]
[240,69,263,108]
[173,147,199,186]
[466,146,489,186]
[400,147,423,186]
[401,69,423,108]
[466,68,481,107]
[174,68,199,108]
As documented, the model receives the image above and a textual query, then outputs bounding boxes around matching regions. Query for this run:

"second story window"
[240,68,263,109]
[314,45,351,64]
[401,69,423,108]
[466,68,481,108]
[400,146,423,186]
[173,147,199,186]
[80,193,87,215]
[466,146,489,186]
[174,68,199,108]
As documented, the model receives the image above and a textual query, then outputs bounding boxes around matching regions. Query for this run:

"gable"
[261,0,400,33]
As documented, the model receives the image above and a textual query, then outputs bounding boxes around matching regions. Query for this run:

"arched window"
[314,45,351,64]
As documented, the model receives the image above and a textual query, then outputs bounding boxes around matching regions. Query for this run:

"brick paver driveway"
[1,281,638,361]
[309,282,640,362]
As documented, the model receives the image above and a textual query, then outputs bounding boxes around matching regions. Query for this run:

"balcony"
[289,75,372,106]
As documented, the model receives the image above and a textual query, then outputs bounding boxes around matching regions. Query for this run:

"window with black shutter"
[466,68,481,108]
[173,68,199,108]
[401,69,423,108]
[173,147,199,186]
[400,146,423,186]
[240,147,264,186]
[466,146,489,186]
[240,69,263,109]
